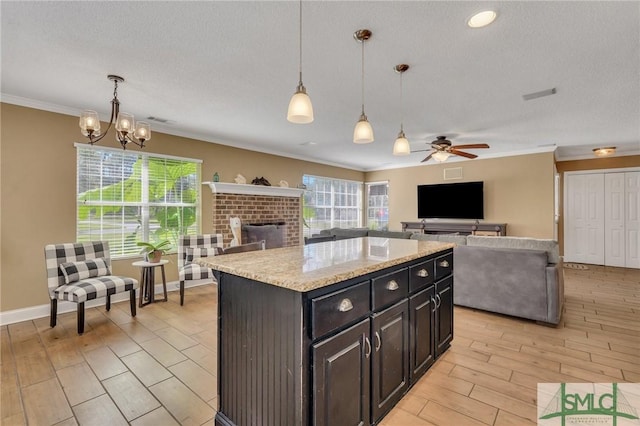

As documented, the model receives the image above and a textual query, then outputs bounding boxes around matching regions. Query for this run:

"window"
[366,181,389,230]
[302,175,363,237]
[76,144,201,258]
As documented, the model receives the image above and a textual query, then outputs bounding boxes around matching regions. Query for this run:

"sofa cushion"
[332,228,369,238]
[467,236,559,263]
[410,233,467,245]
[368,230,412,239]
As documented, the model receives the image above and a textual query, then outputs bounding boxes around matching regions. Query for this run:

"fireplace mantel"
[203,182,304,198]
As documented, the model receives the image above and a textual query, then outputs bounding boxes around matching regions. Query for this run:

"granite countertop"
[195,237,454,292]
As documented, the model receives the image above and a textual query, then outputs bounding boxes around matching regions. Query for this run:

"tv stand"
[401,221,507,236]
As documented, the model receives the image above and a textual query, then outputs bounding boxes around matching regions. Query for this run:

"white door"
[605,173,626,267]
[625,172,640,268]
[565,173,605,264]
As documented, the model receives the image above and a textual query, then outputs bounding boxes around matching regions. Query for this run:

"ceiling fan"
[414,136,490,163]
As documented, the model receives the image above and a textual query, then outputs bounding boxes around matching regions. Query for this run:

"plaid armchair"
[178,234,223,305]
[44,241,138,334]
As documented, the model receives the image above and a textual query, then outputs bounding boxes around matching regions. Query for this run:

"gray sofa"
[318,228,564,325]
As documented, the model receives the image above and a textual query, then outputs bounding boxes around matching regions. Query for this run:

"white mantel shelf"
[203,182,305,197]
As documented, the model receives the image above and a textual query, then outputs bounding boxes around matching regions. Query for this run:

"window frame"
[75,143,202,259]
[365,181,389,231]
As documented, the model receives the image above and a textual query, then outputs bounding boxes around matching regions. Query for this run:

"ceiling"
[2,1,639,171]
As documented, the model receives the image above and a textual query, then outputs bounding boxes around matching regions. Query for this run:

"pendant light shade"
[353,29,373,144]
[287,87,314,123]
[354,113,374,144]
[392,64,411,156]
[393,131,411,155]
[287,0,313,124]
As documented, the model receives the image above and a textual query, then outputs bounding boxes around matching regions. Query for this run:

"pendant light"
[392,64,411,155]
[287,0,314,123]
[353,29,374,144]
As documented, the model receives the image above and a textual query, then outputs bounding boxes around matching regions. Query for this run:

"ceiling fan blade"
[421,153,434,163]
[450,149,477,159]
[451,143,490,149]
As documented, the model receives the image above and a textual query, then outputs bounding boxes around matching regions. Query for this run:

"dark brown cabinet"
[214,247,453,426]
[409,286,435,382]
[371,300,409,422]
[435,276,453,357]
[312,319,371,426]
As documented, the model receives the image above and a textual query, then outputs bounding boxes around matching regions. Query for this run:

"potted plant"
[137,240,171,263]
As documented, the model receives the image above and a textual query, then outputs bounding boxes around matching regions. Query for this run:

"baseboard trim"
[0,280,214,326]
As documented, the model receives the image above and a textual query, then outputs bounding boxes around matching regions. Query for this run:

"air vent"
[522,88,556,101]
[443,167,463,180]
[146,116,173,124]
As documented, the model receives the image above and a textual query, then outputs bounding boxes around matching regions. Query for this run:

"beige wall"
[0,103,364,311]
[365,152,557,238]
[555,155,640,254]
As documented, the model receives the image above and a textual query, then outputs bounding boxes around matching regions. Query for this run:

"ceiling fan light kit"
[353,29,374,144]
[418,135,490,163]
[287,0,314,124]
[392,64,411,156]
[79,75,151,150]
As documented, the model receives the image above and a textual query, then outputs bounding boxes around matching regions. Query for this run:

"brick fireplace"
[206,183,303,247]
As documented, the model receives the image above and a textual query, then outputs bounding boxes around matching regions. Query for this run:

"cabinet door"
[409,286,435,383]
[371,300,409,423]
[435,276,453,357]
[312,318,371,426]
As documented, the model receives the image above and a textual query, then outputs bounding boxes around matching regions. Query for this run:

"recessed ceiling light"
[593,147,616,157]
[467,10,497,28]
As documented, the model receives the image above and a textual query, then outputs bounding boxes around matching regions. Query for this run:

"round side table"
[132,259,169,307]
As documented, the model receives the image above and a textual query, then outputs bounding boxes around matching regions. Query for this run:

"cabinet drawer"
[435,252,453,281]
[409,260,434,293]
[372,268,408,311]
[311,281,371,340]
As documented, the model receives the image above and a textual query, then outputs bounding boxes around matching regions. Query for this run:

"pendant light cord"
[298,0,303,85]
[399,71,404,132]
[361,40,365,115]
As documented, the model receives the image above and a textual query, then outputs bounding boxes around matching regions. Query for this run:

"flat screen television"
[417,181,484,219]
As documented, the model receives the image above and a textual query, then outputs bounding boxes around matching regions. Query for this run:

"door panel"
[313,319,370,426]
[436,276,453,357]
[565,173,605,264]
[605,173,626,267]
[409,287,435,383]
[371,300,409,423]
[625,172,640,268]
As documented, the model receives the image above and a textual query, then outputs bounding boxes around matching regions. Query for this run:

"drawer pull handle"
[417,269,429,277]
[439,260,450,268]
[364,337,371,358]
[431,297,437,313]
[338,298,353,312]
[435,294,442,308]
[386,280,399,291]
[374,332,381,351]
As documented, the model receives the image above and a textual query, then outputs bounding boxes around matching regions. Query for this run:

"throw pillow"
[185,247,218,262]
[59,258,111,284]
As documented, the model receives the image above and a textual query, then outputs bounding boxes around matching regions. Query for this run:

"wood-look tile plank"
[21,378,73,425]
[84,346,128,380]
[155,327,199,350]
[418,400,488,426]
[441,351,512,381]
[182,344,217,376]
[45,340,85,370]
[148,377,215,426]
[393,392,427,416]
[449,365,536,405]
[168,359,217,402]
[72,393,128,426]
[520,345,624,378]
[469,385,537,422]
[14,350,55,387]
[410,384,498,425]
[121,350,172,387]
[130,407,180,426]
[379,408,437,426]
[56,362,105,406]
[559,363,625,383]
[494,410,536,426]
[1,373,25,425]
[102,371,161,421]
[139,338,187,367]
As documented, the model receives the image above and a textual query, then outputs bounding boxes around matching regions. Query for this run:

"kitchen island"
[196,237,455,426]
